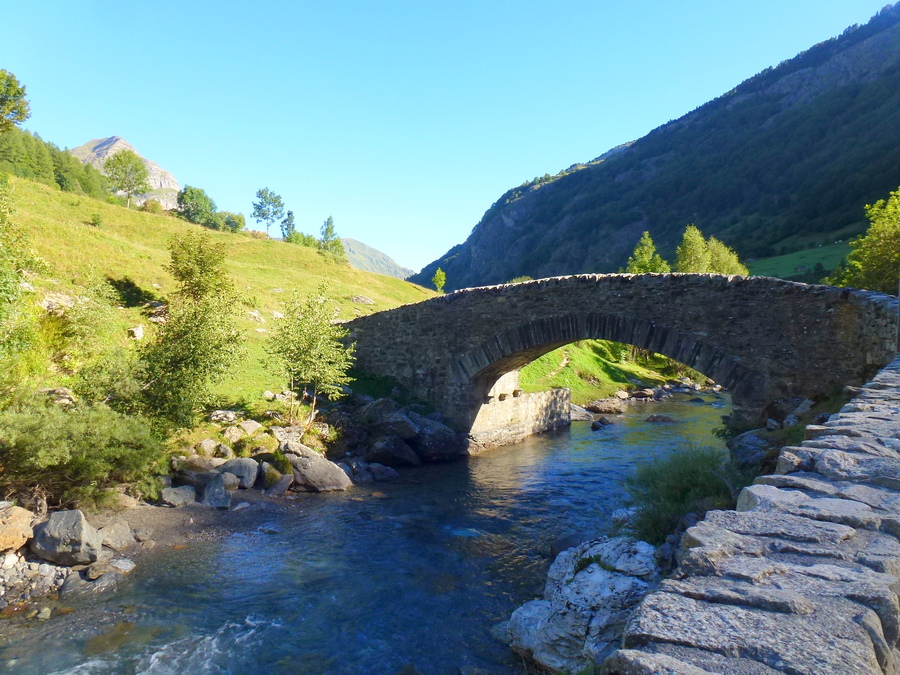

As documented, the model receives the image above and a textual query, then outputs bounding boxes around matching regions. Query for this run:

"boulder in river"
[364,435,421,467]
[282,440,352,492]
[30,510,103,566]
[570,404,594,422]
[585,399,627,415]
[406,412,468,462]
[507,536,659,672]
[218,458,260,488]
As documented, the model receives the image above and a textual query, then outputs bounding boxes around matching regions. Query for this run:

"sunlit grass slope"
[10,177,434,403]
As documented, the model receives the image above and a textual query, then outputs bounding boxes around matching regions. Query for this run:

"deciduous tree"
[280,210,296,239]
[251,187,284,238]
[266,283,354,426]
[0,70,29,133]
[432,267,446,293]
[827,186,900,293]
[176,185,217,226]
[625,231,671,273]
[104,150,149,207]
[318,216,346,260]
[675,225,711,273]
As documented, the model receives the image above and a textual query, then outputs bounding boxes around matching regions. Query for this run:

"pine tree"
[625,231,671,273]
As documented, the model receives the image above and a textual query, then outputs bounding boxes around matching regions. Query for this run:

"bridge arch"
[347,274,897,446]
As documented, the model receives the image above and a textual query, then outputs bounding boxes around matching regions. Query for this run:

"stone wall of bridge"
[347,274,898,438]
[601,355,900,675]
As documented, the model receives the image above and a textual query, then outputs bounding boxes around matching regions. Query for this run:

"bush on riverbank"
[0,396,166,507]
[624,444,753,544]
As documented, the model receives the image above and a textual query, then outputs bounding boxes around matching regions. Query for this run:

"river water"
[3,393,729,675]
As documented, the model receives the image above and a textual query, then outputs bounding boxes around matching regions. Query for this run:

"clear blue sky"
[2,1,891,271]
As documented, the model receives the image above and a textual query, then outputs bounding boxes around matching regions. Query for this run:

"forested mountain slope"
[411,5,900,290]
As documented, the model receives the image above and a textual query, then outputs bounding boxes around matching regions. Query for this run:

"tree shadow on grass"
[106,276,158,308]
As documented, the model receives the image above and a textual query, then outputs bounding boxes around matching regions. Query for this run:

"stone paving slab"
[605,354,900,675]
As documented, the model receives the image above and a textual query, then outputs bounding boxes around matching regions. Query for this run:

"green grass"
[519,341,669,404]
[9,176,435,403]
[748,242,850,280]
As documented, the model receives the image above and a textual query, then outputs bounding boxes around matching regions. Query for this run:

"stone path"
[602,355,900,675]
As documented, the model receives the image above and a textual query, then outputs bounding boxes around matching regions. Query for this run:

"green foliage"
[104,150,149,207]
[507,276,533,283]
[285,230,318,247]
[432,267,446,293]
[221,211,245,232]
[140,199,163,214]
[141,231,244,428]
[59,269,119,366]
[625,231,671,273]
[251,187,284,238]
[0,70,30,133]
[675,225,748,274]
[176,185,217,227]
[165,231,231,302]
[319,216,346,261]
[90,212,102,227]
[624,445,752,544]
[266,282,355,425]
[826,185,900,293]
[280,210,296,239]
[0,396,165,506]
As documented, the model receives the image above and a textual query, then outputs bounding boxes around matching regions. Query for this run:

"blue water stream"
[2,393,729,674]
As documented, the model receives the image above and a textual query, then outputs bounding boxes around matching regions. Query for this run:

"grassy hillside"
[748,242,850,280]
[9,177,434,403]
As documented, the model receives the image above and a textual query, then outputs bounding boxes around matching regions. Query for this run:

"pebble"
[37,607,51,620]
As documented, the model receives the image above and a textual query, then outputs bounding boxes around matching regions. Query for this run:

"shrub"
[140,199,163,214]
[624,444,753,544]
[0,396,166,506]
[90,212,102,227]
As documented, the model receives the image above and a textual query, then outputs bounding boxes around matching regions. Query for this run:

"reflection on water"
[3,394,730,675]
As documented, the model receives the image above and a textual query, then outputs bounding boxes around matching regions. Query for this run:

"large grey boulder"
[30,510,103,566]
[570,404,594,422]
[508,537,659,672]
[406,412,468,462]
[200,473,231,508]
[363,435,421,467]
[218,458,260,488]
[727,428,771,467]
[99,520,136,552]
[282,440,352,492]
[586,399,627,415]
[161,485,196,507]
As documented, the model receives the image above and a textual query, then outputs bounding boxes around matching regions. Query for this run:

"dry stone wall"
[601,355,900,675]
[348,274,898,435]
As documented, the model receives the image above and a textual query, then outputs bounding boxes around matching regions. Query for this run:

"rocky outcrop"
[505,537,659,672]
[601,354,900,674]
[282,440,352,492]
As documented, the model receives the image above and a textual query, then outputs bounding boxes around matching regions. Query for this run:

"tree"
[707,237,749,275]
[266,283,355,426]
[104,150,149,207]
[251,188,284,238]
[827,186,900,293]
[432,267,446,293]
[176,185,217,226]
[140,232,243,427]
[318,216,346,260]
[0,70,30,133]
[221,212,245,233]
[675,225,711,273]
[164,231,231,301]
[625,231,671,273]
[280,210,296,239]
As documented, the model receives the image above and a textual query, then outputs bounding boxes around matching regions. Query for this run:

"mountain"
[411,4,900,291]
[341,238,414,279]
[70,136,181,209]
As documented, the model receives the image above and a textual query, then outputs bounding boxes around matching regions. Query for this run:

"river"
[2,393,729,674]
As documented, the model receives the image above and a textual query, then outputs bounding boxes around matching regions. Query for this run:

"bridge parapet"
[348,274,898,439]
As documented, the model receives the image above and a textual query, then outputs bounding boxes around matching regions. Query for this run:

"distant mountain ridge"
[341,238,414,279]
[411,4,900,290]
[70,136,180,209]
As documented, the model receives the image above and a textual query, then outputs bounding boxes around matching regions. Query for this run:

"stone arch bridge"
[347,274,898,446]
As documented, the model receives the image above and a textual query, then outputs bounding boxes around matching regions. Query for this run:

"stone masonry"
[601,355,900,675]
[348,274,898,434]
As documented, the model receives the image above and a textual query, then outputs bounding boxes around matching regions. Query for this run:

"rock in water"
[0,504,35,552]
[282,441,352,492]
[406,412,468,462]
[364,435,421,467]
[507,536,659,672]
[570,404,594,422]
[30,510,104,566]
